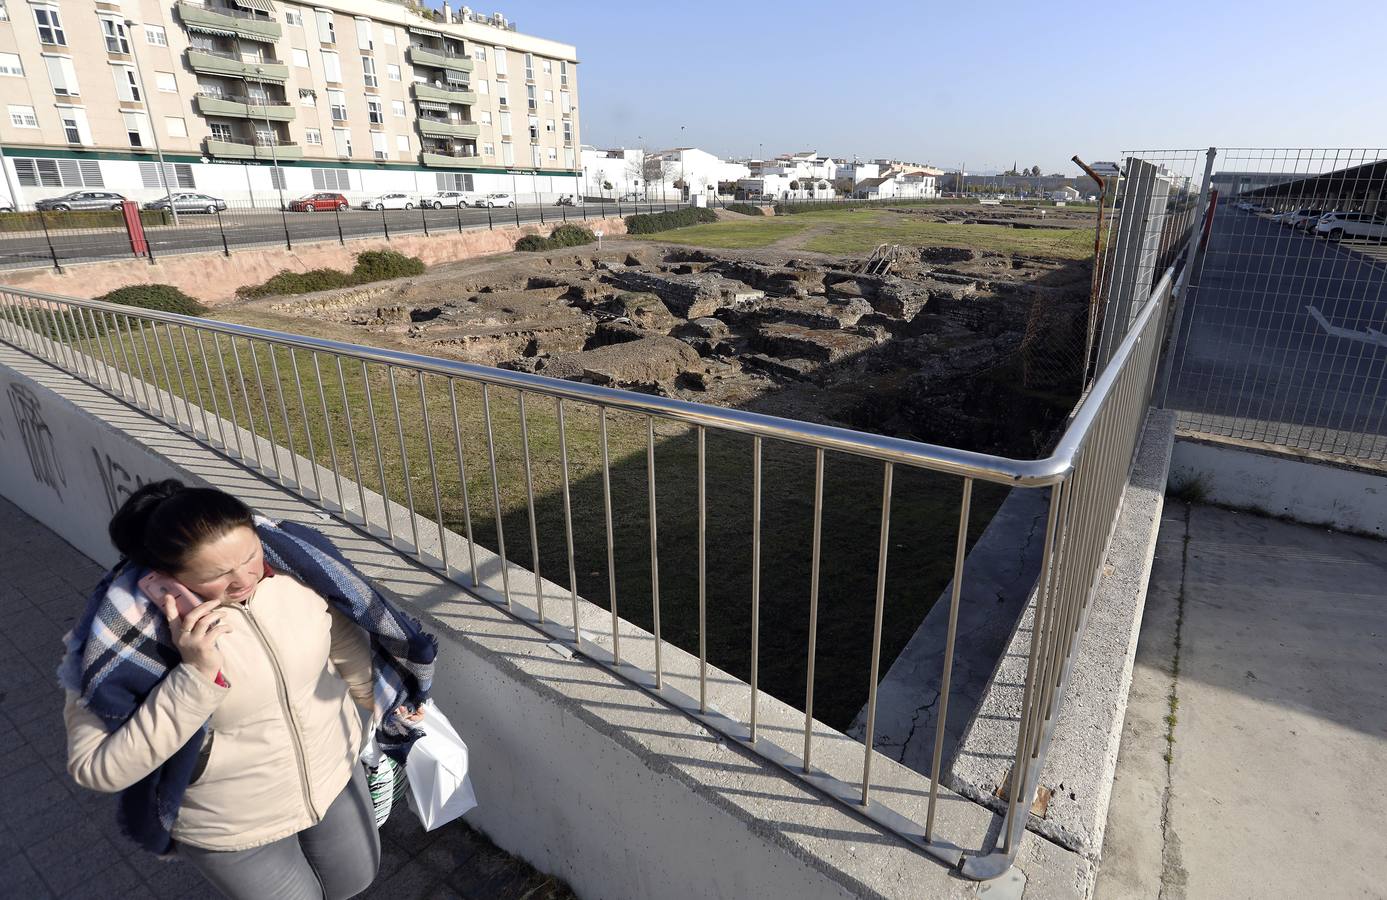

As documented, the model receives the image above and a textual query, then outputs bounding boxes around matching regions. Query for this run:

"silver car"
[35,191,128,212]
[144,192,228,214]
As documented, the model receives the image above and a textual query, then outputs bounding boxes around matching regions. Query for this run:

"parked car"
[1314,211,1387,242]
[420,191,471,209]
[474,192,515,208]
[359,193,414,211]
[1279,208,1323,230]
[35,191,127,212]
[0,201,14,213]
[144,192,227,214]
[287,193,348,212]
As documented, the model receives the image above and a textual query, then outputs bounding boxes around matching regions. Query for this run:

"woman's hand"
[159,596,233,683]
[395,705,426,725]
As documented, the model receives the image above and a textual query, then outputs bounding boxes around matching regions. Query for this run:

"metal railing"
[0,265,1172,876]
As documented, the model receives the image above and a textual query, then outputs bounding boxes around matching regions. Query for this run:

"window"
[8,105,38,128]
[386,64,400,82]
[546,147,557,161]
[270,167,285,190]
[498,111,511,136]
[478,110,492,125]
[396,134,409,152]
[292,48,309,67]
[332,127,350,156]
[497,84,507,107]
[391,99,405,117]
[501,141,513,165]
[564,147,574,168]
[473,46,486,62]
[545,118,554,133]
[33,7,65,46]
[531,146,541,167]
[60,112,80,143]
[527,115,538,142]
[315,9,335,43]
[493,47,506,76]
[113,67,142,102]
[320,50,341,82]
[299,88,316,107]
[366,99,382,125]
[560,91,570,114]
[145,26,167,47]
[13,157,103,187]
[0,1,7,21]
[562,120,572,144]
[542,59,551,75]
[475,79,488,95]
[165,116,187,138]
[361,56,377,88]
[370,131,386,159]
[284,9,303,26]
[355,18,372,51]
[311,168,349,190]
[543,89,553,103]
[382,26,395,46]
[327,89,346,121]
[482,142,494,157]
[140,161,194,188]
[43,56,79,96]
[156,71,178,92]
[526,85,536,110]
[437,173,473,191]
[523,53,533,80]
[100,19,131,54]
[304,128,322,145]
[122,111,152,147]
[560,61,568,86]
[209,122,233,141]
[0,53,22,77]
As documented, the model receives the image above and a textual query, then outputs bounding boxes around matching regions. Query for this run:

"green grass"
[41,304,1005,730]
[633,217,812,249]
[637,208,1095,259]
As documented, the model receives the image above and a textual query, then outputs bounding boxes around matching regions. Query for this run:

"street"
[1165,205,1387,456]
[0,200,661,270]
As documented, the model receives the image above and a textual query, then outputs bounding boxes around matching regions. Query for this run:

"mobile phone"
[138,571,203,617]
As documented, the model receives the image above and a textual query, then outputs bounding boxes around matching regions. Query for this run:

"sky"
[451,0,1387,175]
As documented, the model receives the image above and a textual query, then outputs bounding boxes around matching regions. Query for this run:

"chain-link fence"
[1160,148,1387,464]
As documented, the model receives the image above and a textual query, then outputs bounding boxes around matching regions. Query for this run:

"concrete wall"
[1170,436,1387,536]
[0,216,628,306]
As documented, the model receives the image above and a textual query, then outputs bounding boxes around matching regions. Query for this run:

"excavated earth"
[256,239,1092,456]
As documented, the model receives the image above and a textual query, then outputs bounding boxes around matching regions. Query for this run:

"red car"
[287,192,348,212]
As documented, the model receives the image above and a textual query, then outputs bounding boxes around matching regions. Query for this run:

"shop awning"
[416,100,451,113]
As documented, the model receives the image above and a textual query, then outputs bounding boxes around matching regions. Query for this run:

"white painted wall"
[1170,438,1387,536]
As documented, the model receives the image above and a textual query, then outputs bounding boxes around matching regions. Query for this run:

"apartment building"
[0,0,580,206]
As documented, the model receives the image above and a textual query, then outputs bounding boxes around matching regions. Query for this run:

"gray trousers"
[180,765,381,900]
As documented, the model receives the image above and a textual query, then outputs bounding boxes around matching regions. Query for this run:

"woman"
[60,480,436,900]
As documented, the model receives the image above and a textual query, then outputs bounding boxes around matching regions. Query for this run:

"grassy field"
[35,307,1007,729]
[640,207,1095,258]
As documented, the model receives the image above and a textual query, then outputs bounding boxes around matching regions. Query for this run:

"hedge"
[726,203,763,216]
[97,284,207,316]
[624,207,719,234]
[2,283,204,341]
[515,223,597,252]
[236,249,426,299]
[0,209,172,234]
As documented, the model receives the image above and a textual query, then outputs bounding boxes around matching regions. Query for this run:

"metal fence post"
[380,205,390,240]
[420,202,429,236]
[486,205,493,230]
[37,210,61,272]
[279,201,293,251]
[215,209,230,257]
[538,194,546,226]
[455,201,463,233]
[513,200,521,229]
[334,203,345,245]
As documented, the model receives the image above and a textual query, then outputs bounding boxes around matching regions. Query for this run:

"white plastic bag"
[403,700,477,831]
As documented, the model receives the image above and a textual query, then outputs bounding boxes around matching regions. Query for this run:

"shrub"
[514,224,596,252]
[236,250,425,298]
[726,203,763,216]
[96,284,207,316]
[624,207,718,235]
[0,209,172,234]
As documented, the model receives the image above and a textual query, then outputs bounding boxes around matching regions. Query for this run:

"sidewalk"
[0,494,573,899]
[1095,502,1387,899]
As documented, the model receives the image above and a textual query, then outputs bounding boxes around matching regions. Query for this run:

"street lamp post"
[126,18,178,225]
[254,67,286,212]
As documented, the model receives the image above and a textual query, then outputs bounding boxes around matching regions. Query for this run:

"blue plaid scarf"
[57,516,438,855]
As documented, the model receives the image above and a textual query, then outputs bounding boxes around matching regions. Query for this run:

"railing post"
[513,200,521,229]
[420,202,429,236]
[279,200,293,251]
[486,204,493,230]
[215,208,230,257]
[334,203,345,245]
[380,204,390,240]
[1155,146,1217,408]
[455,200,463,233]
[38,209,61,272]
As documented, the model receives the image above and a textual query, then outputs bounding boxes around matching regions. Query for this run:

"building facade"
[0,0,580,206]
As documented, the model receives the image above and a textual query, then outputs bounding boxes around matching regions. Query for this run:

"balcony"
[176,2,281,42]
[195,93,295,122]
[204,136,303,160]
[412,82,476,106]
[186,48,288,82]
[420,150,483,168]
[407,45,474,72]
[417,119,480,140]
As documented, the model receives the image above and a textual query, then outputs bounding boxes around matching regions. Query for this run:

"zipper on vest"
[241,605,320,825]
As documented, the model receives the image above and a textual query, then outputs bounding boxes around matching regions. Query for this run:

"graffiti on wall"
[7,382,66,499]
[92,448,152,515]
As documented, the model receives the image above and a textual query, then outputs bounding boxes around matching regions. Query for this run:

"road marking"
[1307,304,1387,349]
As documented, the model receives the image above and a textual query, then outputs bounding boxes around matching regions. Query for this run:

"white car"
[359,193,415,211]
[420,191,472,209]
[474,192,515,208]
[1279,208,1323,230]
[1314,211,1387,242]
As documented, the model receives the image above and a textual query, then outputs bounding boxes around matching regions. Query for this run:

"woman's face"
[174,526,266,605]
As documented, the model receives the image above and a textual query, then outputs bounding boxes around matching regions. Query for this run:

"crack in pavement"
[1158,504,1191,900]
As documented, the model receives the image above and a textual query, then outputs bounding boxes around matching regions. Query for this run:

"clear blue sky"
[456,0,1387,174]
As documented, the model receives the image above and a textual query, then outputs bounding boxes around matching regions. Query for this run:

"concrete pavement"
[0,494,574,900]
[1096,502,1387,899]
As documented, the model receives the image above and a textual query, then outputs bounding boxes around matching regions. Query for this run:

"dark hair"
[108,479,254,573]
